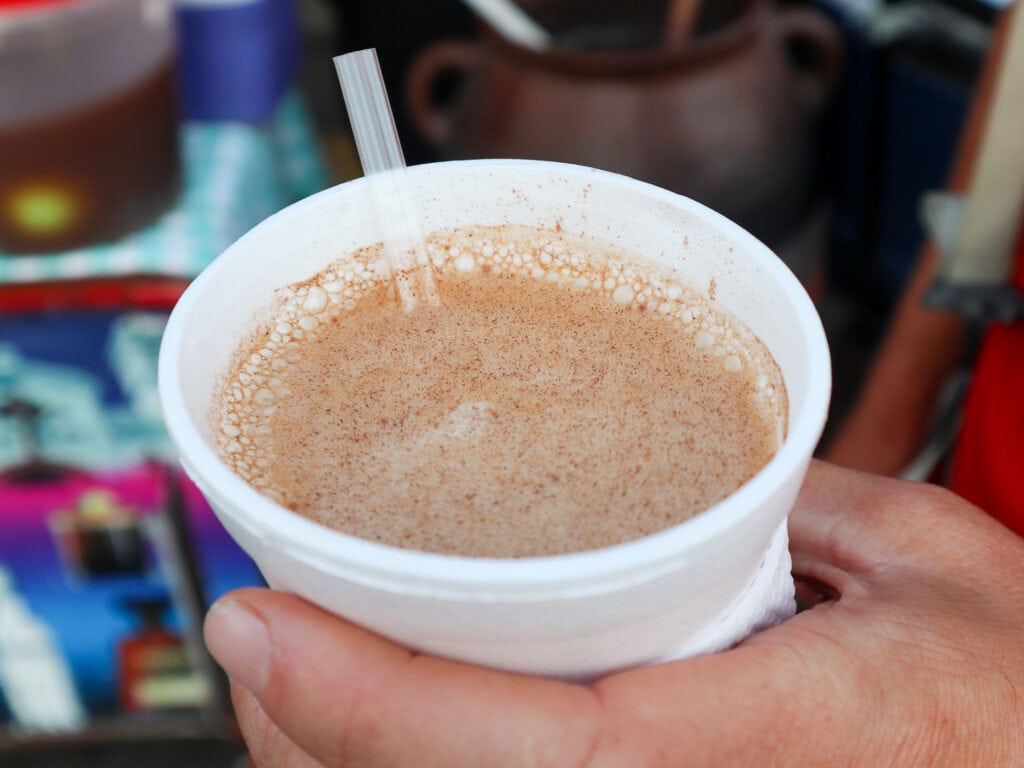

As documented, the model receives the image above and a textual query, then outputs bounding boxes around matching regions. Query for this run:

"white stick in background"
[946,4,1024,285]
[335,49,439,312]
[461,0,553,51]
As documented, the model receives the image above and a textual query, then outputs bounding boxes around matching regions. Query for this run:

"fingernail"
[204,598,270,693]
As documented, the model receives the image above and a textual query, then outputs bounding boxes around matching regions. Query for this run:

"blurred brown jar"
[0,0,181,254]
[406,0,841,249]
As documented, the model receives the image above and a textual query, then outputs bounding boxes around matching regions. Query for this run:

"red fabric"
[0,0,80,10]
[948,228,1024,534]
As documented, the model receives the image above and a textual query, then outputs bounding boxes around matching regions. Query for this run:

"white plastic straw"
[334,49,439,311]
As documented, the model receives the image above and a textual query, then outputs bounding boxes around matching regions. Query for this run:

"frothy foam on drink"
[213,225,787,557]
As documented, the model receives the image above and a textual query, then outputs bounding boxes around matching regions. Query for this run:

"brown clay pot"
[406,0,841,249]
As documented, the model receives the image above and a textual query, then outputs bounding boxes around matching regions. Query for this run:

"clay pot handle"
[774,7,843,111]
[405,40,483,151]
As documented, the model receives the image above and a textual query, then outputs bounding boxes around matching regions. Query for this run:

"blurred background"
[0,0,1014,763]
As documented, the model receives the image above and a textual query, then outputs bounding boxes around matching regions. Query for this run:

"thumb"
[204,589,856,767]
[204,588,602,767]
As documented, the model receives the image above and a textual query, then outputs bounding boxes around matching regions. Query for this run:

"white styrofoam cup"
[158,160,831,680]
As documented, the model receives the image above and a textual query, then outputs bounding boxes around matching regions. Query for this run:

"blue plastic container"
[176,0,301,122]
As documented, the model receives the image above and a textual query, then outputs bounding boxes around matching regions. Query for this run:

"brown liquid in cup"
[0,60,181,254]
[213,225,787,557]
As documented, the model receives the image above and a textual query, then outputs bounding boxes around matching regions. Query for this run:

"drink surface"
[213,225,787,557]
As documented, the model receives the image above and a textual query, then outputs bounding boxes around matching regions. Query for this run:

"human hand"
[204,461,1024,767]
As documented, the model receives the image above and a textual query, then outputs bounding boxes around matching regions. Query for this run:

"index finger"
[788,460,1021,588]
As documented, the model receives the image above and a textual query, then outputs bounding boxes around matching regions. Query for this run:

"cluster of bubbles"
[214,225,785,495]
